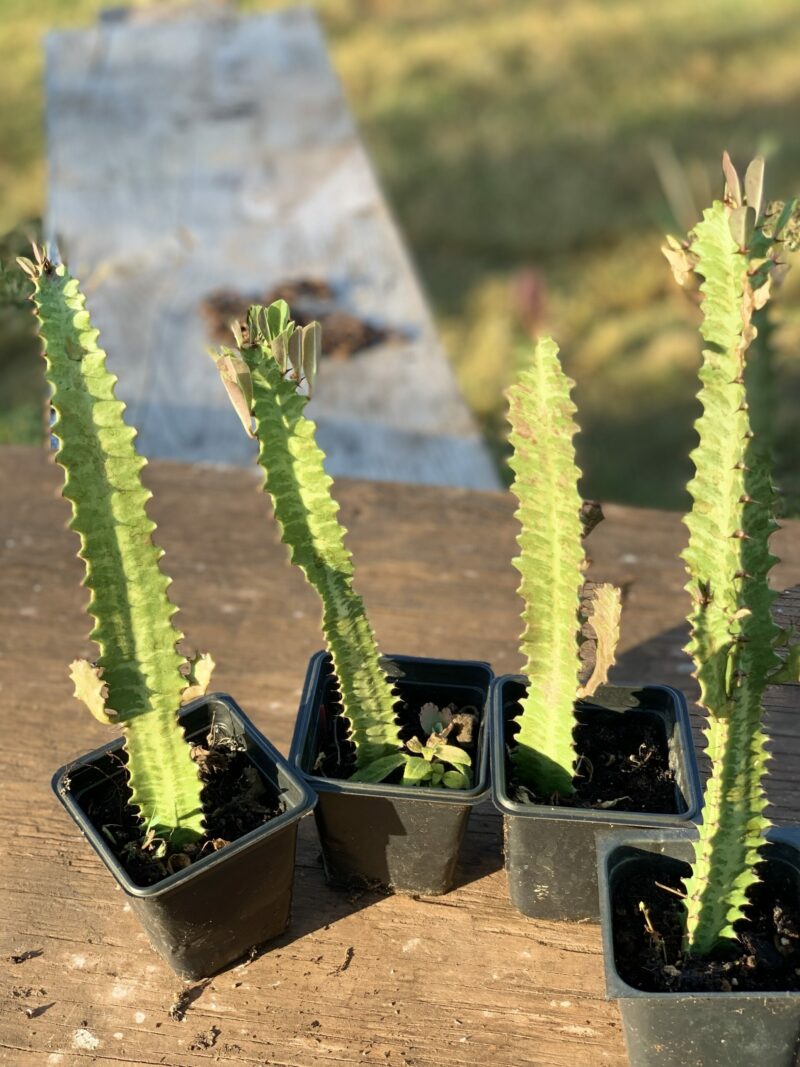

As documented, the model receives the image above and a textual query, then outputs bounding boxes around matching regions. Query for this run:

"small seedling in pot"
[211,300,474,790]
[505,335,624,799]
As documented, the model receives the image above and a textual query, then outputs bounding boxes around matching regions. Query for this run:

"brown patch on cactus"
[577,583,622,698]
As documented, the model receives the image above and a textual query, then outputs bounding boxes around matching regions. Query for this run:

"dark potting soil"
[81,731,285,887]
[613,860,800,993]
[313,676,478,787]
[506,700,678,813]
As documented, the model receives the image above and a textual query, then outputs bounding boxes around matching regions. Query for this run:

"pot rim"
[489,673,703,824]
[52,692,317,899]
[289,650,493,805]
[597,825,800,1001]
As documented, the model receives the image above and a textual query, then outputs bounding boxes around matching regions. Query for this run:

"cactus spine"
[507,337,621,797]
[670,158,799,954]
[21,249,209,849]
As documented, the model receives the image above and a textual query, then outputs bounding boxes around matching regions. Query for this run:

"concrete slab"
[45,4,499,489]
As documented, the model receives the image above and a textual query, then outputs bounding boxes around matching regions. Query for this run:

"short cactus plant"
[506,335,623,798]
[212,301,473,789]
[664,154,800,956]
[19,247,215,852]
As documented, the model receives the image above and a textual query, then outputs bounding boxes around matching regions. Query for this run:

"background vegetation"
[2,0,800,510]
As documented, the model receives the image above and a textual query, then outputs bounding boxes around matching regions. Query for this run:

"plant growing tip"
[26,253,213,851]
[506,337,622,798]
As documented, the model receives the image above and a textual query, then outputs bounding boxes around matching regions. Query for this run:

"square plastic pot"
[53,693,316,980]
[289,651,493,895]
[490,675,703,922]
[599,827,800,1067]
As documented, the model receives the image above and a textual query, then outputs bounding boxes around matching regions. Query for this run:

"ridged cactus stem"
[506,338,586,797]
[216,306,402,770]
[23,251,205,849]
[678,182,784,955]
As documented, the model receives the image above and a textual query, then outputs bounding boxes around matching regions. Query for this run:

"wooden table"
[2,446,799,1067]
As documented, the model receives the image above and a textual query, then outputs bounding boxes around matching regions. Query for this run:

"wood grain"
[1,447,799,1066]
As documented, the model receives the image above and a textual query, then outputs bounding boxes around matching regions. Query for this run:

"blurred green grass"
[2,0,800,510]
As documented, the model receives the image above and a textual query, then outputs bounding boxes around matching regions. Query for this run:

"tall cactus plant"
[212,301,472,789]
[19,247,214,850]
[664,156,800,955]
[507,337,623,798]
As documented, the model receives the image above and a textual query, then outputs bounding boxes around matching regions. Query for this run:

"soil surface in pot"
[613,856,800,992]
[313,669,480,788]
[505,697,678,813]
[77,728,285,886]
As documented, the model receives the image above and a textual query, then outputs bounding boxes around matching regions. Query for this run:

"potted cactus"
[599,157,800,1066]
[22,249,315,980]
[489,337,702,921]
[211,302,492,895]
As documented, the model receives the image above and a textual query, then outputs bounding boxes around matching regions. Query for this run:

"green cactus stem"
[214,303,431,787]
[507,337,622,798]
[212,302,474,788]
[672,157,797,955]
[20,248,209,849]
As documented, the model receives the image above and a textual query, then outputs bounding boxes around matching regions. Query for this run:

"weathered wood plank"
[1,447,799,1066]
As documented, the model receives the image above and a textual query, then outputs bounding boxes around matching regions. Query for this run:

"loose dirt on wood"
[189,1024,221,1051]
[168,979,210,1022]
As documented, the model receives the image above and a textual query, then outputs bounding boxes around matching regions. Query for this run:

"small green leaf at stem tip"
[272,333,290,373]
[302,321,321,397]
[744,156,765,220]
[266,300,291,340]
[287,331,303,380]
[349,752,409,784]
[728,205,754,248]
[722,150,741,207]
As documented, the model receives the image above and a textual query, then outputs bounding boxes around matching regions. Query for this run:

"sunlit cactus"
[213,301,473,789]
[20,247,213,850]
[506,336,622,798]
[664,155,800,954]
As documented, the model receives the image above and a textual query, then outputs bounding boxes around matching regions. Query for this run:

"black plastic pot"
[490,675,703,922]
[53,693,316,980]
[599,828,800,1067]
[289,651,493,895]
